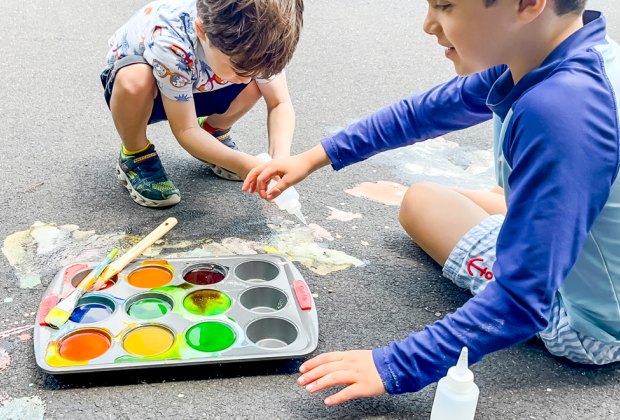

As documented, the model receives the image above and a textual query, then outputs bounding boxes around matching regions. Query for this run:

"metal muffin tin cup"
[34,254,318,373]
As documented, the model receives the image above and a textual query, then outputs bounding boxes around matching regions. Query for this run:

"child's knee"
[399,182,441,227]
[113,65,157,99]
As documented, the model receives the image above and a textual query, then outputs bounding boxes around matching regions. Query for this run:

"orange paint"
[122,325,174,357]
[58,330,111,361]
[127,266,173,288]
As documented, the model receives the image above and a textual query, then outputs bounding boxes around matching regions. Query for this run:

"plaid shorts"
[443,215,620,365]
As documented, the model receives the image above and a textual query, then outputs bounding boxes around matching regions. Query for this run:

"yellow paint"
[122,326,174,357]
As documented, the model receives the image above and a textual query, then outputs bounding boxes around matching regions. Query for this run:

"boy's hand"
[297,350,386,406]
[242,155,310,201]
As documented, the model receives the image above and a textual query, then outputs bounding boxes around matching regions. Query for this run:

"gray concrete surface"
[1,0,619,418]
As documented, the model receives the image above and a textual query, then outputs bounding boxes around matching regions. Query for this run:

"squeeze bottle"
[257,153,307,224]
[430,347,479,420]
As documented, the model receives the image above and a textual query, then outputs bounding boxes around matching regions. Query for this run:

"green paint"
[183,290,231,316]
[127,298,171,320]
[19,273,41,289]
[153,282,194,296]
[185,322,236,352]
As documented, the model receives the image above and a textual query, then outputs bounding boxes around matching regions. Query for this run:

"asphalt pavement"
[1,0,619,419]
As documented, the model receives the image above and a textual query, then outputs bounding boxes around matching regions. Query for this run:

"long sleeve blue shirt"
[320,11,620,393]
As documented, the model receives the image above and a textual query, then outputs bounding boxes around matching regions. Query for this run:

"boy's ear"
[516,0,547,23]
[194,17,207,41]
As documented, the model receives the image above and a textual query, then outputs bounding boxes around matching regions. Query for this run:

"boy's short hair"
[197,0,304,79]
[484,0,586,15]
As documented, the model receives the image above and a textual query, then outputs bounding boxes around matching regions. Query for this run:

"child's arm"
[257,71,295,158]
[162,96,264,178]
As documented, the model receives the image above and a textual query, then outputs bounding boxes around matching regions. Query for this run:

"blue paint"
[69,303,113,323]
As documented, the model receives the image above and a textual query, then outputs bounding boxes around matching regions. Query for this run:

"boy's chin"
[454,63,488,77]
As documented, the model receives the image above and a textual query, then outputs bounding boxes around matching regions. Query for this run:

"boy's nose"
[423,12,440,36]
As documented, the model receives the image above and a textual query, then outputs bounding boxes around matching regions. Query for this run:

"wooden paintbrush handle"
[99,217,178,280]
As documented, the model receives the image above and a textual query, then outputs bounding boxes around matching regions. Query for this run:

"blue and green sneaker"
[116,144,181,207]
[197,117,243,181]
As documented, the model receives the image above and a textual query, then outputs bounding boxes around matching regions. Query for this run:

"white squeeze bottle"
[430,347,480,420]
[257,153,307,224]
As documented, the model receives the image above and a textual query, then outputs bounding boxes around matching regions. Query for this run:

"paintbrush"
[92,217,178,291]
[45,248,119,329]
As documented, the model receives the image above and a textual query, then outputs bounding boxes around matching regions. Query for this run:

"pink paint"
[0,349,9,371]
[17,333,32,341]
[345,181,408,206]
[0,325,34,339]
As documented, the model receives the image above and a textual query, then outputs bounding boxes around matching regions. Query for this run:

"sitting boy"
[101,0,303,207]
[243,0,620,406]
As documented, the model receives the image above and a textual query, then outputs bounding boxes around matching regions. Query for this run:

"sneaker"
[116,144,181,207]
[198,117,243,181]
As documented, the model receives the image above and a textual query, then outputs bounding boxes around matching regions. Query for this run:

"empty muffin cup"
[246,318,298,349]
[239,287,288,313]
[234,260,280,283]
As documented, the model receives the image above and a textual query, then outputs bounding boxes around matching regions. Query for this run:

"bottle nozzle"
[292,209,307,225]
[456,346,469,373]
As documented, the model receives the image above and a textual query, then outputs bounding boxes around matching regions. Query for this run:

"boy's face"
[195,20,252,85]
[423,0,520,75]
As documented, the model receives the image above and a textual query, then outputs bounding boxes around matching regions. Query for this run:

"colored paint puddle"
[122,325,174,357]
[183,266,225,285]
[58,330,111,361]
[128,266,173,288]
[185,322,236,352]
[69,303,113,323]
[115,333,184,363]
[127,298,171,320]
[183,290,231,316]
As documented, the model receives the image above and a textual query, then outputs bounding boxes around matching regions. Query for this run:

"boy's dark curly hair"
[197,0,304,79]
[485,0,586,15]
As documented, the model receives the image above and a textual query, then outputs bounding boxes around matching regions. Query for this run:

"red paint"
[293,280,312,311]
[59,330,111,361]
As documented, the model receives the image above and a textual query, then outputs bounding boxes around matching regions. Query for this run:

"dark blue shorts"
[100,55,248,125]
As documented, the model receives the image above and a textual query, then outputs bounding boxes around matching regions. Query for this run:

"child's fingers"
[304,370,354,394]
[241,168,259,192]
[299,351,344,373]
[324,384,365,406]
[297,360,342,386]
[265,178,291,201]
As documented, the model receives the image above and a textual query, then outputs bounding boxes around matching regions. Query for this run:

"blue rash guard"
[320,11,620,393]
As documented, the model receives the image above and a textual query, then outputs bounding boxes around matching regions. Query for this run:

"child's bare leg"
[452,186,507,216]
[205,81,262,129]
[109,64,157,151]
[399,183,505,265]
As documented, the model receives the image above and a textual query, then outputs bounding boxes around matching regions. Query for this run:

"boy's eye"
[434,3,452,10]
